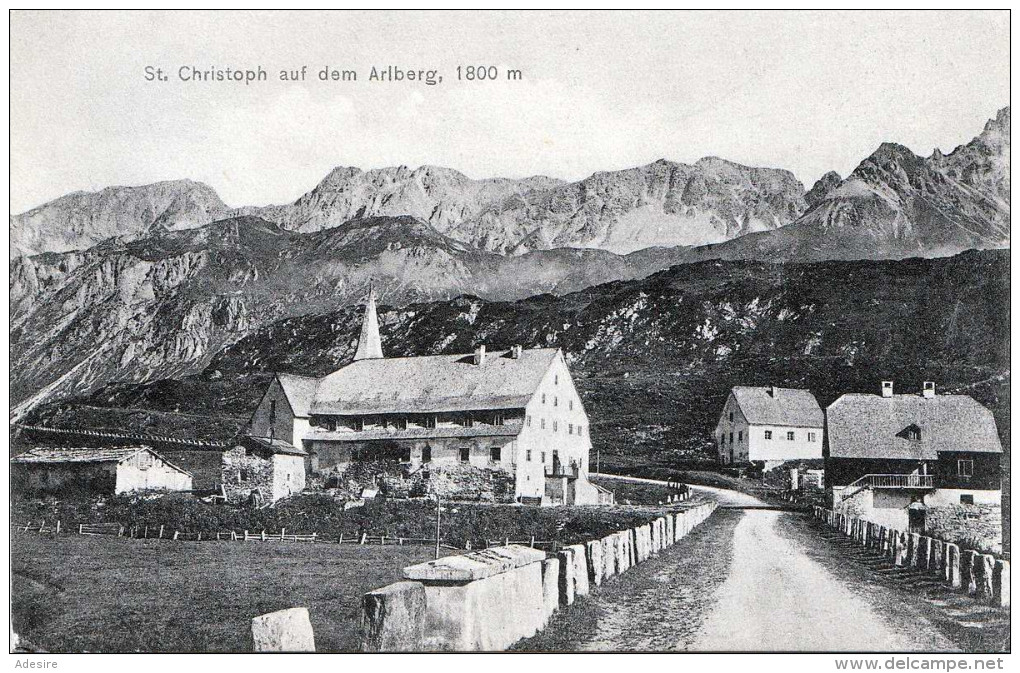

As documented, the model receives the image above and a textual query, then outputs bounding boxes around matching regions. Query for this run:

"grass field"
[11,532,444,652]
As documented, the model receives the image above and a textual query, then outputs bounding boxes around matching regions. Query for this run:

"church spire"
[353,284,384,361]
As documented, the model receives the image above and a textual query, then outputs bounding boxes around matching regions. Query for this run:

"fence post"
[360,533,367,545]
[158,525,164,539]
[281,527,286,541]
[173,530,179,540]
[79,523,84,535]
[530,536,535,548]
[261,530,266,542]
[56,520,61,535]
[338,533,344,545]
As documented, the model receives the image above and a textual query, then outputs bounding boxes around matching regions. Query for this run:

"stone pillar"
[567,544,590,598]
[557,548,576,606]
[946,543,961,588]
[601,535,617,579]
[978,554,995,600]
[908,533,921,567]
[586,539,605,586]
[993,560,1010,608]
[361,582,425,652]
[253,607,316,652]
[665,516,674,547]
[931,539,943,575]
[963,550,979,595]
[540,558,560,625]
[920,537,933,571]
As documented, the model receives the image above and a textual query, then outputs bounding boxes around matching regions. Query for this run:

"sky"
[9,10,1010,213]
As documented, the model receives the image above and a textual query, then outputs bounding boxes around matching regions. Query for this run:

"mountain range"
[8,106,1011,417]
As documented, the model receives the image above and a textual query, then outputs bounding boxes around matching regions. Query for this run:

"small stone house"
[826,381,1003,536]
[11,446,193,495]
[715,386,824,468]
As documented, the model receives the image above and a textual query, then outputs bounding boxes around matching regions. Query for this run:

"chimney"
[769,386,778,398]
[881,381,894,398]
[474,344,486,366]
[510,345,523,359]
[922,381,936,399]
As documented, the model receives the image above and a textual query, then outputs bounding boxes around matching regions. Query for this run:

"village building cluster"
[10,291,1004,544]
[715,380,1003,541]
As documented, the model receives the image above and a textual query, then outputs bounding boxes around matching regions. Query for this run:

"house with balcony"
[825,381,1003,532]
[715,386,824,469]
[248,288,602,506]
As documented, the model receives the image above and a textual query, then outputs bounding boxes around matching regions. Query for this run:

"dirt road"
[517,481,975,652]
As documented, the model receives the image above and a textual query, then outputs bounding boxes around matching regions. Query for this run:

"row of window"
[719,430,817,444]
[420,446,502,463]
[540,392,574,410]
[311,412,508,432]
[525,415,584,436]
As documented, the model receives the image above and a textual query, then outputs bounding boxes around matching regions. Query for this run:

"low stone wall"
[362,500,718,651]
[814,506,1009,610]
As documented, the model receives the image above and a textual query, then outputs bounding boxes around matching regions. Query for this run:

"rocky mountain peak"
[804,171,842,206]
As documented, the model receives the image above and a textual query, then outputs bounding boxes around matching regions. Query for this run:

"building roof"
[729,386,823,428]
[10,446,193,475]
[310,348,560,415]
[243,436,309,456]
[826,393,1003,460]
[305,425,522,443]
[275,374,319,418]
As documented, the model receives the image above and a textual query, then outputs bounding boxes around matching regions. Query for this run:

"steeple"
[353,284,384,361]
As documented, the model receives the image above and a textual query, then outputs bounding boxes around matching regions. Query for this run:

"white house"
[249,288,601,505]
[715,386,824,467]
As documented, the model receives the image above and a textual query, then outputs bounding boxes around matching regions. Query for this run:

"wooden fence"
[11,521,457,548]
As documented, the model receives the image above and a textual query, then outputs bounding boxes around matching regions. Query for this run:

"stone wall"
[813,506,1009,610]
[361,500,718,651]
[924,504,1002,555]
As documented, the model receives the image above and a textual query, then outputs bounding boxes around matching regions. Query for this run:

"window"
[489,447,501,462]
[394,417,407,430]
[493,413,504,426]
[764,430,772,440]
[738,431,743,442]
[542,393,546,404]
[541,452,547,464]
[906,427,921,441]
[541,418,546,429]
[787,431,795,441]
[553,421,558,432]
[353,417,364,432]
[555,374,559,385]
[808,432,817,442]
[729,412,734,422]
[459,447,471,463]
[526,450,532,462]
[568,423,574,435]
[463,416,474,428]
[422,446,432,463]
[569,400,574,411]
[729,432,733,443]
[960,494,974,505]
[554,396,558,407]
[269,399,277,423]
[526,415,532,427]
[958,459,974,478]
[424,416,436,429]
[239,469,250,483]
[579,426,584,435]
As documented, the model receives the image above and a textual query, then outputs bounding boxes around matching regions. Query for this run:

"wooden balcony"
[839,473,934,502]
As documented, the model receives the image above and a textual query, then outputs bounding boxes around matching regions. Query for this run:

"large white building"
[249,289,603,505]
[715,386,824,467]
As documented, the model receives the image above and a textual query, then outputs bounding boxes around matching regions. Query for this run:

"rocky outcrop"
[804,171,842,206]
[694,107,1011,262]
[10,179,229,257]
